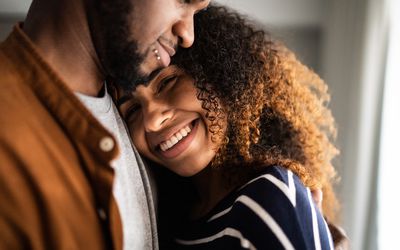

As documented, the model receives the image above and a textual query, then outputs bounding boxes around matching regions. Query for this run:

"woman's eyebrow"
[117,68,167,108]
[145,68,163,87]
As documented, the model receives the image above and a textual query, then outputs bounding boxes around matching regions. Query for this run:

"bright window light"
[377,0,400,249]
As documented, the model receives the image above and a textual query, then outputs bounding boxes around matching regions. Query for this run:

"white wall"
[0,0,30,16]
[216,0,325,28]
[215,0,324,73]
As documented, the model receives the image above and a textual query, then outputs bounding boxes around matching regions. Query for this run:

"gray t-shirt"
[76,86,153,250]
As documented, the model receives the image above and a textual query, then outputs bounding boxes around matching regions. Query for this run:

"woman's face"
[120,65,225,176]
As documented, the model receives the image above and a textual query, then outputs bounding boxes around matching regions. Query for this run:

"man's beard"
[93,1,151,92]
[103,31,151,92]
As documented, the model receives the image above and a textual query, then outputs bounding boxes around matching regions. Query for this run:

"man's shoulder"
[0,41,42,117]
[0,73,39,130]
[0,37,21,79]
[0,67,57,156]
[0,31,38,91]
[0,44,32,102]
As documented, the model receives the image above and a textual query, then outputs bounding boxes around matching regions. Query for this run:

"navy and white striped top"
[173,166,333,250]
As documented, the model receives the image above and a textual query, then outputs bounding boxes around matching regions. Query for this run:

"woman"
[119,5,341,249]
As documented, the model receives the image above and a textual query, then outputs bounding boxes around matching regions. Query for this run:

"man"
[0,0,209,249]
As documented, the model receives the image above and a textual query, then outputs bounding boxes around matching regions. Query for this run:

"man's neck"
[23,0,104,96]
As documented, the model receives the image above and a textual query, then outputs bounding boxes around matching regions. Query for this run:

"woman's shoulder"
[224,165,334,249]
[233,165,321,225]
[236,165,299,203]
[174,165,334,249]
[245,165,295,185]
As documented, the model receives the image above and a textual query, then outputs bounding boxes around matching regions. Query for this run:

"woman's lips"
[157,119,199,159]
[159,125,192,151]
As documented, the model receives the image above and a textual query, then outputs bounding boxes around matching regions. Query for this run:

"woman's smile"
[119,65,226,177]
[155,118,199,159]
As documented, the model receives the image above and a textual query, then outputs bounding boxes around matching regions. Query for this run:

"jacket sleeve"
[0,143,41,249]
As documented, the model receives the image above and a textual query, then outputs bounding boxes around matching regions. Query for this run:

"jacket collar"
[3,23,120,163]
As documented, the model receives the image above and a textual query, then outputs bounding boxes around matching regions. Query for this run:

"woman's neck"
[189,166,234,220]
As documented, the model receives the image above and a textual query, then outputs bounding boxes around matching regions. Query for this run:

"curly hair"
[172,4,340,221]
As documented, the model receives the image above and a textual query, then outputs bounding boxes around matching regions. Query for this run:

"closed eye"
[125,103,141,121]
[157,75,178,94]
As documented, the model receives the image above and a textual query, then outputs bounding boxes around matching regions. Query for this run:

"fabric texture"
[76,86,154,250]
[0,24,158,250]
[173,166,333,250]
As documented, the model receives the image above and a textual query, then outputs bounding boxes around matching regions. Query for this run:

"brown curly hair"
[172,4,340,221]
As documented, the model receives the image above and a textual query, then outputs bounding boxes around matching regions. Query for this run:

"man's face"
[90,0,210,91]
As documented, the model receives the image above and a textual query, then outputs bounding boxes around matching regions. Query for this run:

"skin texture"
[89,0,210,91]
[23,0,210,96]
[119,66,224,177]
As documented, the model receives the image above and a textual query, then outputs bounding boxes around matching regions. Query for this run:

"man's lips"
[155,39,176,68]
[156,43,171,67]
[158,40,176,57]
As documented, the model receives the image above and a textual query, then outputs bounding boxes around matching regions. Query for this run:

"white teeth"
[180,129,187,137]
[159,125,192,152]
[170,136,179,144]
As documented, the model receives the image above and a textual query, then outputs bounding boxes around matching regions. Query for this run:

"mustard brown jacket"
[0,24,136,250]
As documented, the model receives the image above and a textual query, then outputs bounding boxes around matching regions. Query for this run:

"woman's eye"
[125,104,141,121]
[157,75,177,94]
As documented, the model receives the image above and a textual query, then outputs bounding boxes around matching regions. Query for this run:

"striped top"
[173,166,333,250]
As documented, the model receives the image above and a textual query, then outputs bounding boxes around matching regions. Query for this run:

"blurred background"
[1,0,398,249]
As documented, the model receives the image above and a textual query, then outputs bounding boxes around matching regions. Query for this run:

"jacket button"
[99,136,114,152]
[97,208,107,220]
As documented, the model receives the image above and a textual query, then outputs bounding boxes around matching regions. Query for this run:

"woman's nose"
[142,101,173,132]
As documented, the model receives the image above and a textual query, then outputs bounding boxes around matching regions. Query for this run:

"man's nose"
[173,12,195,48]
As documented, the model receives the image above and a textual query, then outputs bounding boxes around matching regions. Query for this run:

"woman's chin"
[166,164,207,177]
[173,168,201,178]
